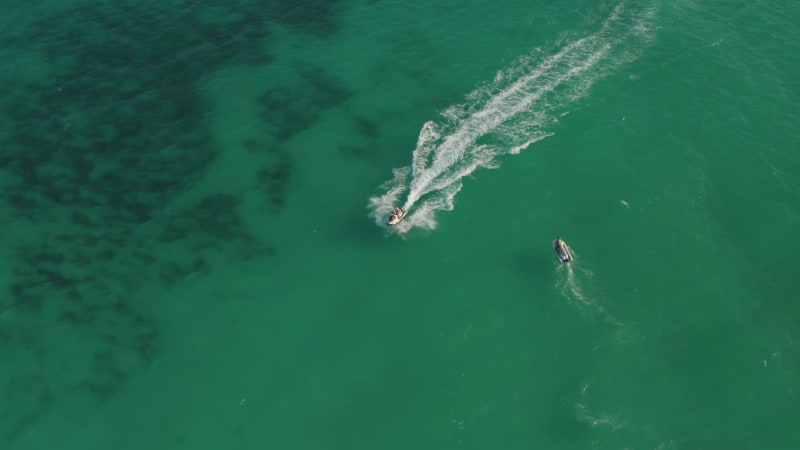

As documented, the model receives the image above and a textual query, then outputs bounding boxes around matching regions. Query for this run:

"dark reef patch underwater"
[0,0,344,443]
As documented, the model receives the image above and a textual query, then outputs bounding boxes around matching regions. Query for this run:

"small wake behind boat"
[386,207,406,226]
[553,236,573,263]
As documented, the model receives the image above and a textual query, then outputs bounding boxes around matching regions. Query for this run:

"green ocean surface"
[1,0,799,448]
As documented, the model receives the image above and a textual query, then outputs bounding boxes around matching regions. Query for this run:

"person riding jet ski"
[553,236,573,263]
[386,207,406,226]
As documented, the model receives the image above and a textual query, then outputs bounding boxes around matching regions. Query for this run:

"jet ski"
[553,236,573,263]
[386,207,406,226]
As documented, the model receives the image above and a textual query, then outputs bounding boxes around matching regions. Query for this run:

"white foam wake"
[369,0,656,232]
[554,252,622,326]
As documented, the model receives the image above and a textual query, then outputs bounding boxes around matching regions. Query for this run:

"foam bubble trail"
[369,0,656,232]
[555,256,622,326]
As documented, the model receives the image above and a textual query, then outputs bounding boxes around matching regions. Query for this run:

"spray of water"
[369,0,656,233]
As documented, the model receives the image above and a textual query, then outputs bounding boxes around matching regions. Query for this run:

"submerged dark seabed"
[2,0,800,449]
[1,0,349,443]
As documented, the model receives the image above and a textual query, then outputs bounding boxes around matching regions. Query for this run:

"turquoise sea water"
[2,0,799,448]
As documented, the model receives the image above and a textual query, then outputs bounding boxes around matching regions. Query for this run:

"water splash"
[369,0,656,232]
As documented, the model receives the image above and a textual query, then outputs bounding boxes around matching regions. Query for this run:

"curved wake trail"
[553,251,622,325]
[369,0,656,232]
